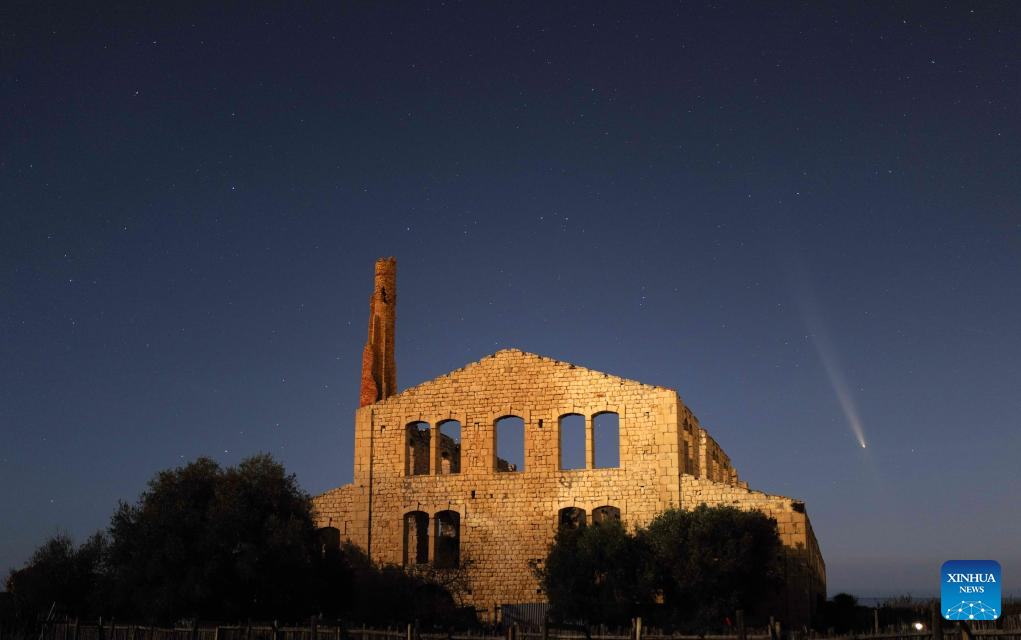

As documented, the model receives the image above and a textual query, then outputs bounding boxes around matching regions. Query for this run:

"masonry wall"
[313,348,825,625]
[318,350,687,609]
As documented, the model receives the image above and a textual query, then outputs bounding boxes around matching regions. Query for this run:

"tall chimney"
[359,257,397,406]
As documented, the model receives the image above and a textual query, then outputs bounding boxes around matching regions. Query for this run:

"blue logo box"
[942,560,1001,620]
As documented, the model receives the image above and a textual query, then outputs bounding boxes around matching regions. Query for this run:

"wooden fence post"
[737,611,746,640]
[959,621,971,640]
[635,617,642,640]
[931,607,943,640]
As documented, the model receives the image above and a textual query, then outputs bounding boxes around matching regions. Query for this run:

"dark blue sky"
[3,2,1019,597]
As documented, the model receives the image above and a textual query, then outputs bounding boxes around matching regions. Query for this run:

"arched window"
[558,506,587,530]
[591,505,621,525]
[558,413,585,470]
[406,421,431,476]
[592,411,620,468]
[433,510,461,569]
[438,419,461,474]
[316,526,340,559]
[495,415,525,472]
[403,511,429,566]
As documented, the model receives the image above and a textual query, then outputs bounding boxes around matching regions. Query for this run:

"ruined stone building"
[314,258,826,624]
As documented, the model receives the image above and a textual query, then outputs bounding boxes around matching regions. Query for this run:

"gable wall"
[312,349,825,625]
[346,349,683,611]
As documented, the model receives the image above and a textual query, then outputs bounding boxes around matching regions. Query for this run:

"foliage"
[539,505,784,631]
[538,520,657,625]
[643,505,783,630]
[814,593,869,633]
[405,552,475,608]
[335,544,476,629]
[5,532,110,620]
[6,454,465,627]
[105,455,318,622]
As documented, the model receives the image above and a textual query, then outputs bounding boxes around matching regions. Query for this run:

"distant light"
[913,622,924,631]
[861,442,867,449]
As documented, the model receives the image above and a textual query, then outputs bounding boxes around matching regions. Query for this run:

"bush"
[338,544,473,628]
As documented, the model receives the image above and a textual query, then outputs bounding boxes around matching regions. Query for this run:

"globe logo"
[941,561,1001,621]
[944,601,997,621]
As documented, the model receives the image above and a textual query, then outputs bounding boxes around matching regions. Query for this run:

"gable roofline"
[370,347,678,407]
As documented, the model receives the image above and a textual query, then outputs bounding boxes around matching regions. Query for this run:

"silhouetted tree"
[815,593,869,633]
[8,454,464,626]
[539,505,783,631]
[105,454,318,622]
[538,520,657,625]
[333,543,474,628]
[642,505,783,630]
[5,532,110,620]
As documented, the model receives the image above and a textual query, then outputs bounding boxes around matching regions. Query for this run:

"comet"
[805,314,869,450]
[781,249,871,452]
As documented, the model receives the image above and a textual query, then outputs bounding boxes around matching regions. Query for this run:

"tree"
[335,544,473,629]
[539,505,784,631]
[105,454,319,622]
[538,520,657,625]
[5,532,109,620]
[642,505,783,630]
[815,593,869,633]
[8,454,464,626]
[406,552,475,609]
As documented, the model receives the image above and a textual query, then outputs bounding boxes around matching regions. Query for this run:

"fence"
[30,614,1021,640]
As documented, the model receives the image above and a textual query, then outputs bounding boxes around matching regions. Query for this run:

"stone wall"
[314,483,366,549]
[312,348,824,625]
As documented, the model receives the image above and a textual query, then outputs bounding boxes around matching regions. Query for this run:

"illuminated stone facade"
[313,259,825,625]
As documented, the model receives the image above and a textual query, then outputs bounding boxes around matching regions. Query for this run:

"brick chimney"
[359,257,397,406]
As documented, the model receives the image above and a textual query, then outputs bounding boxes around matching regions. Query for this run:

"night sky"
[3,2,1019,597]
